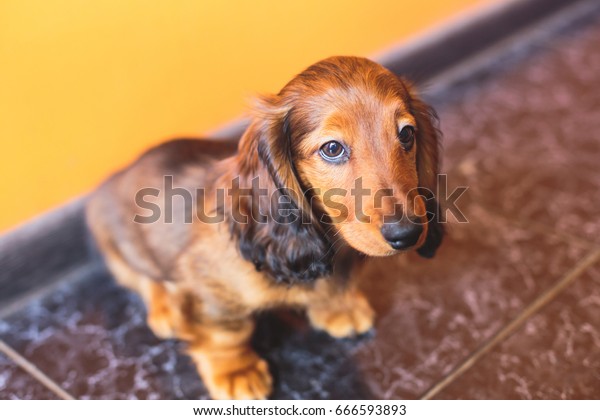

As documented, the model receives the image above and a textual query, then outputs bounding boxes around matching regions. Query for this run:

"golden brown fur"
[86,56,443,399]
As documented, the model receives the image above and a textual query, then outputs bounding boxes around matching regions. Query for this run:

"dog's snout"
[381,219,423,250]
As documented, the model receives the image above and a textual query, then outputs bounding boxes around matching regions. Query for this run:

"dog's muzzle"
[380,217,423,250]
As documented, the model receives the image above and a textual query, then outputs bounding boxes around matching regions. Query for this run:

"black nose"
[381,220,423,250]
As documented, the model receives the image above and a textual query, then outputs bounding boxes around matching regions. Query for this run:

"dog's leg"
[96,241,180,339]
[185,318,272,400]
[145,281,182,340]
[142,277,273,399]
[106,254,271,399]
[306,281,375,338]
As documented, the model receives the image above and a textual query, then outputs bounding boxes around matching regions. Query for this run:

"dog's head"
[235,56,443,282]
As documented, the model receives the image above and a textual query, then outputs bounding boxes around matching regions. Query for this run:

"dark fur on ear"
[406,85,445,259]
[417,189,444,259]
[230,95,333,284]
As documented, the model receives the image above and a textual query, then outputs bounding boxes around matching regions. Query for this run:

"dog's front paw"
[146,282,179,340]
[307,291,375,338]
[192,350,273,400]
[147,310,176,339]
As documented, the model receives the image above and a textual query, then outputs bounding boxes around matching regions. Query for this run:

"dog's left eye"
[397,125,415,151]
[319,141,347,162]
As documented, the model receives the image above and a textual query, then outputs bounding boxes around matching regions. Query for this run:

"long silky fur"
[406,84,445,258]
[227,97,334,285]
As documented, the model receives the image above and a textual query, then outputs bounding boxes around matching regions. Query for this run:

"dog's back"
[86,138,238,282]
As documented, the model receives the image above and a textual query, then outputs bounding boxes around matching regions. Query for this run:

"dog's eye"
[319,141,347,162]
[397,125,415,151]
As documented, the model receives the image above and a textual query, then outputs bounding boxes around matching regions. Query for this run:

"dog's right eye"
[319,141,347,162]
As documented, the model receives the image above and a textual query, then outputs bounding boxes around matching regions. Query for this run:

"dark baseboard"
[0,199,90,311]
[0,0,598,316]
[383,0,589,83]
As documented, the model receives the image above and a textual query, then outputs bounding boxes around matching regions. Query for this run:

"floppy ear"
[251,95,314,215]
[232,95,333,284]
[408,88,445,259]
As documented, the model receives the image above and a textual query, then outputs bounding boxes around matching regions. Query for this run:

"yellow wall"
[0,0,492,232]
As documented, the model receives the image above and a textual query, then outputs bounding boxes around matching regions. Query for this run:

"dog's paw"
[307,292,375,338]
[147,310,176,339]
[198,353,273,400]
[146,282,178,340]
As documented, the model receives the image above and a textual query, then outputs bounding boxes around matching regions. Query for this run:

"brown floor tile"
[0,206,590,399]
[437,18,600,243]
[0,194,591,400]
[0,266,372,399]
[0,352,58,399]
[434,262,600,399]
[0,268,210,400]
[350,204,590,399]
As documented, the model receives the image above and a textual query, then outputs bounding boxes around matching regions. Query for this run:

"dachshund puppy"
[86,56,443,399]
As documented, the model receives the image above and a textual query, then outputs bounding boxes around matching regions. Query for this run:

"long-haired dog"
[86,56,443,399]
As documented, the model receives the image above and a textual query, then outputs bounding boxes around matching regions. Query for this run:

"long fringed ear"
[251,95,311,214]
[232,95,333,284]
[407,86,445,259]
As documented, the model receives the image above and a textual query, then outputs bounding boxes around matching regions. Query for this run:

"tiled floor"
[1,12,599,400]
[0,353,57,399]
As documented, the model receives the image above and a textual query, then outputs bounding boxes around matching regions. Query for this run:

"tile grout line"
[0,339,75,400]
[420,247,600,400]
